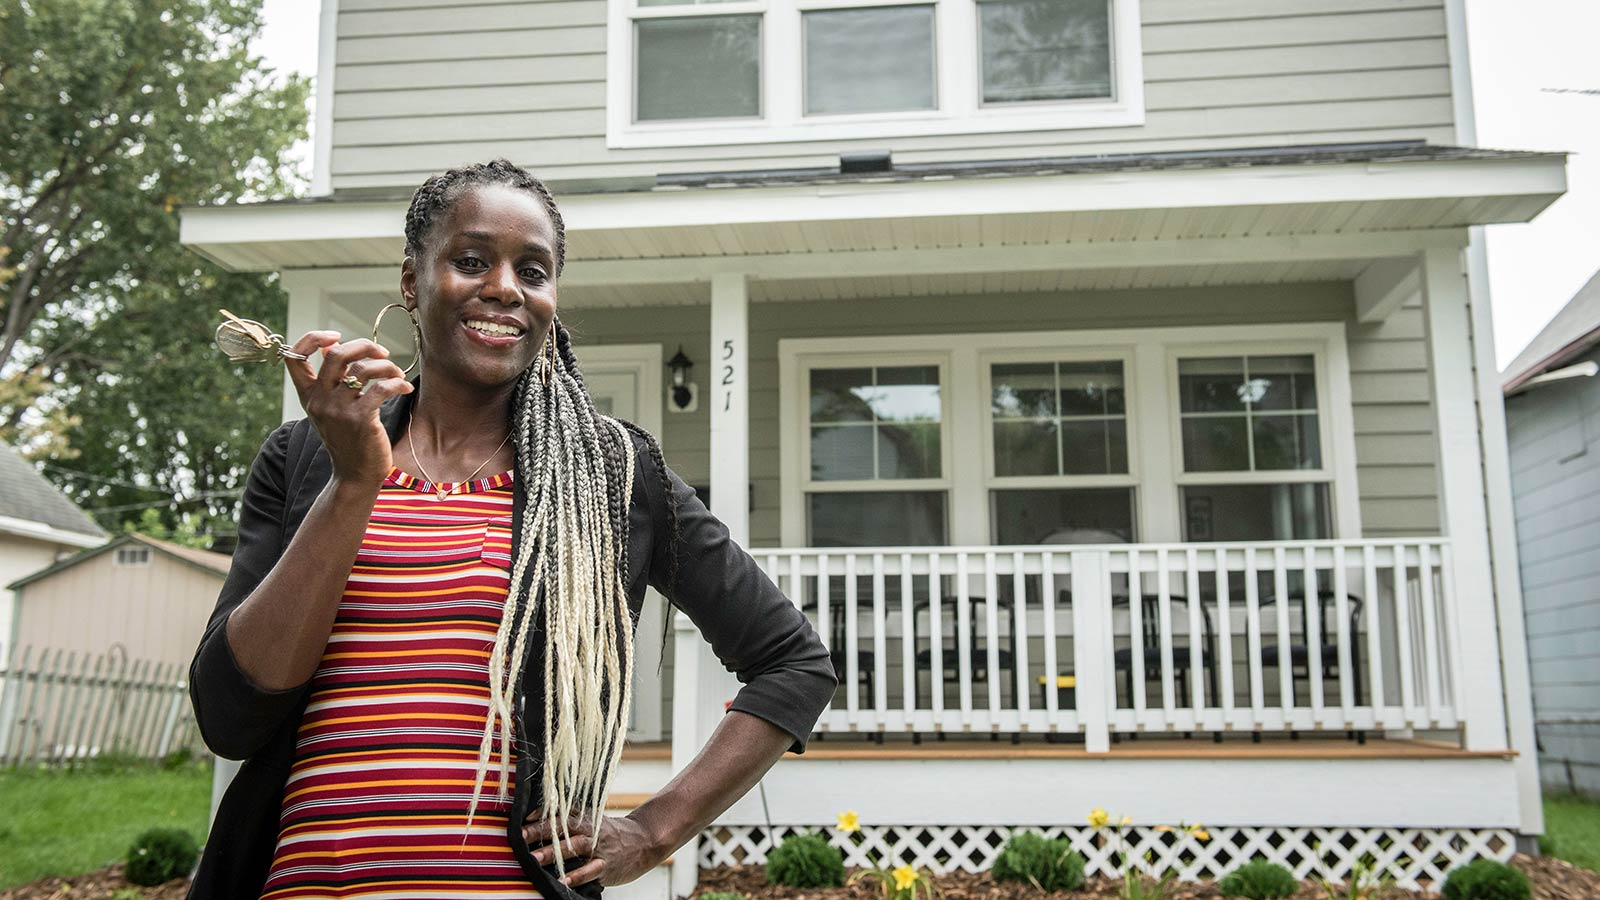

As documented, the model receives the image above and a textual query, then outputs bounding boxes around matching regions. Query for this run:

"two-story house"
[182,0,1565,892]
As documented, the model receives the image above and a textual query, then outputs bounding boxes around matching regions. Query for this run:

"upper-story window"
[608,0,1143,147]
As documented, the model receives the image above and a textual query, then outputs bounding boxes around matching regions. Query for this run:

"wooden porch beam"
[560,231,1467,288]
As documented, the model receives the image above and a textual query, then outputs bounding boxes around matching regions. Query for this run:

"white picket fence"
[0,646,202,766]
[756,539,1459,744]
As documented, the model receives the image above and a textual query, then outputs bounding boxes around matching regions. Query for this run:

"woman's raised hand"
[284,331,414,487]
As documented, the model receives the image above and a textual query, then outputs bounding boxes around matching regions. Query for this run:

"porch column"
[278,270,332,421]
[1420,245,1510,752]
[671,272,751,897]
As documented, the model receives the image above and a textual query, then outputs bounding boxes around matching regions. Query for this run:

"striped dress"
[261,465,541,900]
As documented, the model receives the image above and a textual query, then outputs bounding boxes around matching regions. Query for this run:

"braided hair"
[402,159,679,862]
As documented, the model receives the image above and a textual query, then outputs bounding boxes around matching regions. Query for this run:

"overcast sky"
[252,0,1600,370]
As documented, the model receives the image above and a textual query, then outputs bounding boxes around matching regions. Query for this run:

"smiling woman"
[186,160,837,900]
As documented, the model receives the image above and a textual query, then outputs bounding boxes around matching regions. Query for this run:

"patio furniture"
[1259,590,1367,733]
[1109,591,1221,710]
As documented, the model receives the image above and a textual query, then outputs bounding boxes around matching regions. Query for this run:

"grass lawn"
[0,758,212,889]
[1545,791,1600,873]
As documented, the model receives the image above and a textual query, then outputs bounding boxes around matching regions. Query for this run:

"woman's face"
[401,182,560,391]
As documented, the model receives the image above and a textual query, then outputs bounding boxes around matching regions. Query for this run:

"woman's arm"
[525,711,792,886]
[523,441,837,886]
[189,333,411,759]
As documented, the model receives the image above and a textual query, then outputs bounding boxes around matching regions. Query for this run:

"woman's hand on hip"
[284,331,413,486]
[523,812,666,888]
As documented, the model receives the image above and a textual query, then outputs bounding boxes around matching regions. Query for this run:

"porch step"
[612,745,673,794]
[607,792,654,811]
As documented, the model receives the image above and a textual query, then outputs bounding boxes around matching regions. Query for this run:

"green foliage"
[1543,792,1600,873]
[0,0,307,543]
[991,832,1086,892]
[0,764,211,889]
[1218,860,1299,899]
[697,892,746,900]
[110,889,145,900]
[1440,859,1531,900]
[765,833,845,888]
[124,828,199,886]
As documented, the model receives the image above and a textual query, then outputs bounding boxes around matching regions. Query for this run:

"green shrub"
[1440,859,1531,900]
[766,833,845,888]
[991,832,1086,892]
[124,828,198,887]
[698,892,746,900]
[1218,860,1299,899]
[110,890,145,900]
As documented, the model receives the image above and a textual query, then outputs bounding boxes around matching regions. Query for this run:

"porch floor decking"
[623,737,1512,762]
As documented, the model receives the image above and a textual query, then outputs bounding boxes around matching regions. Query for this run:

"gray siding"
[330,0,1457,190]
[566,281,1439,547]
[1506,347,1600,797]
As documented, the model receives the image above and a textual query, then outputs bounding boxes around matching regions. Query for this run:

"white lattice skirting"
[700,825,1515,890]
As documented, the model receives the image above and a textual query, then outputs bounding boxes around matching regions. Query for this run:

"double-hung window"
[804,361,949,546]
[1174,353,1332,542]
[609,0,1143,146]
[986,355,1136,544]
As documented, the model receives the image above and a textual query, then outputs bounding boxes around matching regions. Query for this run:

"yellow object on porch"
[1037,675,1076,688]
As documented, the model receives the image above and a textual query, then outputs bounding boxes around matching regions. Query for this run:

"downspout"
[1444,0,1547,846]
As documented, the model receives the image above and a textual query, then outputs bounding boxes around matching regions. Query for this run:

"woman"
[188,160,837,900]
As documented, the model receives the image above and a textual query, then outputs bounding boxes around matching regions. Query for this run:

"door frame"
[576,343,666,741]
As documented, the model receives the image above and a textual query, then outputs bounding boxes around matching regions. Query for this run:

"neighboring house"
[1502,269,1600,798]
[0,442,106,668]
[6,532,231,668]
[180,0,1562,891]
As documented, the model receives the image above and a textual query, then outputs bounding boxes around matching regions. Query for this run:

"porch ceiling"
[182,148,1565,300]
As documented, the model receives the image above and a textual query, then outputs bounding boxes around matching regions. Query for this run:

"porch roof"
[181,141,1565,302]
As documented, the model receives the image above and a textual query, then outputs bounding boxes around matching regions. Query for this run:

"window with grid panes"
[988,359,1135,544]
[806,365,947,546]
[1176,354,1331,541]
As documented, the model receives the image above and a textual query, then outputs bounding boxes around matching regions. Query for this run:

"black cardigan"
[187,384,837,900]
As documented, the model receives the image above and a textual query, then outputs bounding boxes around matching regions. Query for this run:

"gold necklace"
[404,422,513,501]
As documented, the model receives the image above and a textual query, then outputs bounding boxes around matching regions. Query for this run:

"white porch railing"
[755,539,1459,746]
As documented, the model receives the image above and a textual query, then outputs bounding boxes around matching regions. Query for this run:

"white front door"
[576,345,666,743]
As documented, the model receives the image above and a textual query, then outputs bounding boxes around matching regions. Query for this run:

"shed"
[6,532,230,669]
[0,443,106,666]
[1503,267,1600,797]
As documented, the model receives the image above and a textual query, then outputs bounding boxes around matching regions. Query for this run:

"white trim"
[0,516,105,550]
[1444,0,1479,147]
[1420,245,1509,753]
[311,0,339,197]
[178,155,1564,274]
[780,322,1357,546]
[605,0,1142,148]
[1354,255,1422,324]
[1463,225,1543,834]
[574,343,666,437]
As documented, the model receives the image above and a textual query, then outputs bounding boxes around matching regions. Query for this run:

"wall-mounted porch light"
[667,345,698,413]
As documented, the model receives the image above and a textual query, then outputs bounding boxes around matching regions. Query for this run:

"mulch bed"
[0,866,186,900]
[3,856,1596,900]
[694,856,1600,900]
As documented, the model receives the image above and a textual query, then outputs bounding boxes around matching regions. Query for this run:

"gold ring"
[341,375,365,392]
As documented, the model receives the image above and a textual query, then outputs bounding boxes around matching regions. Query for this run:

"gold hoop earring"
[539,324,557,383]
[372,303,422,376]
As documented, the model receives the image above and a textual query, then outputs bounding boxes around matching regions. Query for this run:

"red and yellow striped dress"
[261,465,540,900]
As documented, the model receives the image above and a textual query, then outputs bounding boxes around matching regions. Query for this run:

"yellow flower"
[837,810,861,833]
[1120,815,1132,826]
[892,865,919,891]
[1153,824,1173,833]
[1194,829,1211,842]
[1088,808,1110,828]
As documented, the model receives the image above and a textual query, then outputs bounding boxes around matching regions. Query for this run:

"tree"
[1,0,309,548]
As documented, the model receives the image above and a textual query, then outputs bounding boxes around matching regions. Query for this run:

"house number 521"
[721,339,736,412]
